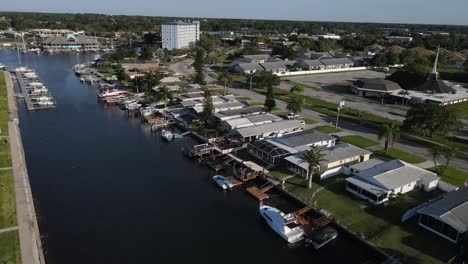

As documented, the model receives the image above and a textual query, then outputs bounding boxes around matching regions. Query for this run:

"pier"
[15,70,56,111]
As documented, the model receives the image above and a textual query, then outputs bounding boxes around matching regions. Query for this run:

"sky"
[2,0,468,26]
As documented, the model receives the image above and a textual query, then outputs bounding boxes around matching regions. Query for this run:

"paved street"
[169,59,194,77]
[279,71,408,121]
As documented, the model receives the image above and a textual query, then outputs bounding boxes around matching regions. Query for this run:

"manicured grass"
[235,96,250,101]
[341,135,380,148]
[302,118,318,124]
[314,125,342,134]
[286,176,455,264]
[0,73,8,134]
[447,101,468,118]
[0,170,16,229]
[230,74,246,83]
[248,101,264,106]
[429,166,468,187]
[375,148,427,164]
[267,168,293,180]
[0,141,12,168]
[0,231,21,264]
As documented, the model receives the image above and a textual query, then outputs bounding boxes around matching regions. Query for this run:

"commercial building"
[31,29,75,38]
[161,21,200,50]
[351,79,403,97]
[417,187,468,243]
[41,33,99,52]
[345,159,440,204]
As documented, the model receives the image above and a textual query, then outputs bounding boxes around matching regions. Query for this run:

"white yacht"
[259,205,305,243]
[212,175,233,190]
[161,129,173,141]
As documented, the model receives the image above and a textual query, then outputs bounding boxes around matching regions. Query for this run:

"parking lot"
[283,70,386,88]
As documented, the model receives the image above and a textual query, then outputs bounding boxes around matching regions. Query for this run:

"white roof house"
[236,120,305,142]
[225,113,282,129]
[345,159,440,204]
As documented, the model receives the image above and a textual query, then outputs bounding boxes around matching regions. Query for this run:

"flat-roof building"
[162,21,200,50]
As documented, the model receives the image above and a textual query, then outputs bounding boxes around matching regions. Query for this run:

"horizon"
[0,0,468,26]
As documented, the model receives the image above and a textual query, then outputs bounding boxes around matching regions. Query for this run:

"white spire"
[431,46,440,75]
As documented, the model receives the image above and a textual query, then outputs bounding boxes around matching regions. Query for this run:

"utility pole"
[249,74,253,100]
[335,101,345,129]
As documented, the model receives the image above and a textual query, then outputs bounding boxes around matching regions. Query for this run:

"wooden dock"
[246,186,270,201]
[15,71,56,111]
[227,177,242,187]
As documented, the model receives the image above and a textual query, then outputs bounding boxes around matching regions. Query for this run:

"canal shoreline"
[4,71,45,264]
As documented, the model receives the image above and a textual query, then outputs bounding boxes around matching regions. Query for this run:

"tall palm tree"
[443,145,457,168]
[398,90,410,106]
[286,93,304,118]
[217,72,233,95]
[378,122,400,153]
[300,147,327,189]
[157,86,173,109]
[430,145,442,174]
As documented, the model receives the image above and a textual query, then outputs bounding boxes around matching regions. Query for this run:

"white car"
[287,113,299,119]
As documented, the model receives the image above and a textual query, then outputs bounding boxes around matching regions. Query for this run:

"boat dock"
[246,183,275,201]
[15,69,56,111]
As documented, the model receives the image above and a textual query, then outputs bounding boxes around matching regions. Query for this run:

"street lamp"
[335,101,345,129]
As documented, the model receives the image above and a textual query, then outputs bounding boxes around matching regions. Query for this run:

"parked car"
[287,113,299,120]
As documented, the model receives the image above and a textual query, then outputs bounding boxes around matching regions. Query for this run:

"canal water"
[1,50,381,264]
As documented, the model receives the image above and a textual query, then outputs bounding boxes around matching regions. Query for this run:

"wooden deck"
[246,186,270,201]
[227,177,242,187]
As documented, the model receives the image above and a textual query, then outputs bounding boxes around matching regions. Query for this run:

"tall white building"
[161,21,200,50]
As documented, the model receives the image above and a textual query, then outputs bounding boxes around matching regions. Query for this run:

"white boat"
[161,129,173,141]
[212,175,233,190]
[14,67,30,72]
[259,205,305,243]
[98,89,129,99]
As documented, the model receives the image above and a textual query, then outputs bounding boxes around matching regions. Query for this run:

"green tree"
[264,84,276,113]
[286,93,304,118]
[144,71,161,91]
[372,53,387,67]
[300,147,327,189]
[139,46,154,60]
[200,90,214,125]
[157,86,173,108]
[252,71,280,88]
[117,70,130,82]
[387,52,401,65]
[430,145,443,174]
[403,104,462,137]
[217,72,233,95]
[289,84,304,94]
[378,122,400,153]
[193,48,206,84]
[443,145,457,168]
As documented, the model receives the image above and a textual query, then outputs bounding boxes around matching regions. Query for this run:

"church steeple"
[429,46,440,80]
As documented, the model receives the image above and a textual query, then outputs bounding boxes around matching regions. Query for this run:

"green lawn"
[0,231,21,264]
[248,101,264,106]
[302,118,318,124]
[375,148,427,164]
[341,135,380,148]
[0,169,15,230]
[429,166,468,187]
[447,101,468,118]
[267,168,293,180]
[285,176,455,264]
[314,125,342,134]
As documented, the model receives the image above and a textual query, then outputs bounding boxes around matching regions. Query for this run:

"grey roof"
[42,35,99,45]
[285,143,372,170]
[319,58,354,66]
[300,60,324,67]
[246,113,282,123]
[346,177,388,196]
[269,129,335,151]
[418,188,468,233]
[349,158,386,172]
[234,62,264,72]
[214,106,265,119]
[236,120,304,138]
[348,160,438,191]
[353,79,402,92]
[242,54,271,61]
[260,60,296,71]
[301,52,332,60]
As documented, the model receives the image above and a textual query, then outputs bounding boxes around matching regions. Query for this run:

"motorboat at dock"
[161,129,174,141]
[259,204,305,243]
[212,175,234,190]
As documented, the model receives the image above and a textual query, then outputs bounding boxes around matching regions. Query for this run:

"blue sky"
[2,0,468,25]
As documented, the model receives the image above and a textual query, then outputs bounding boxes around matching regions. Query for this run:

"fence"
[274,67,369,77]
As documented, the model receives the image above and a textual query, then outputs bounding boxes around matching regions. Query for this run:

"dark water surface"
[1,50,381,264]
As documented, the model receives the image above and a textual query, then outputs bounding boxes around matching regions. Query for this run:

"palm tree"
[398,90,410,106]
[378,92,386,105]
[430,145,443,174]
[157,86,173,109]
[286,93,304,118]
[443,145,457,168]
[378,122,400,153]
[217,72,233,95]
[300,147,327,189]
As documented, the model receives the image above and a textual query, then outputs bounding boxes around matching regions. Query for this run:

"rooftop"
[319,58,354,66]
[214,106,265,120]
[236,120,304,138]
[268,129,335,152]
[42,35,99,45]
[353,79,403,92]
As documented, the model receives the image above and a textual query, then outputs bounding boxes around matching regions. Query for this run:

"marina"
[14,67,56,110]
[0,50,386,264]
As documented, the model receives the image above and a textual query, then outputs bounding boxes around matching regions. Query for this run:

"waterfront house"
[235,120,305,143]
[41,33,99,52]
[417,187,468,243]
[351,79,403,97]
[319,58,354,70]
[214,106,265,121]
[225,113,282,130]
[345,159,440,204]
[247,129,336,165]
[232,62,264,75]
[298,60,325,71]
[285,143,372,179]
